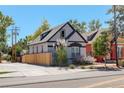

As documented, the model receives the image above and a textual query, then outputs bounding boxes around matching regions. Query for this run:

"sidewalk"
[0,68,124,87]
[0,63,95,78]
[0,62,117,78]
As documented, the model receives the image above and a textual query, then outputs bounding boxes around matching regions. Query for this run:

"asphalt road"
[8,74,124,88]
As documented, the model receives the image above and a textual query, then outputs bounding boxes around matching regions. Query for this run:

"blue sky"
[0,5,112,46]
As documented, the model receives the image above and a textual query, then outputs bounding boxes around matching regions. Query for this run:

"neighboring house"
[86,30,124,62]
[85,30,105,62]
[28,22,87,64]
[85,30,99,56]
[111,37,124,60]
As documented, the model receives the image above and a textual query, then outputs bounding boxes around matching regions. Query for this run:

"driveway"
[0,63,91,78]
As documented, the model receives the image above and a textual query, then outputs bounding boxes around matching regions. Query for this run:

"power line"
[10,26,20,62]
[114,5,119,67]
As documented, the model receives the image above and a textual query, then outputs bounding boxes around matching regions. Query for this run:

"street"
[0,63,124,88]
[6,74,124,88]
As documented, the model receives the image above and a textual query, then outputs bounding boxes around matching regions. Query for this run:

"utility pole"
[114,5,119,67]
[11,26,19,62]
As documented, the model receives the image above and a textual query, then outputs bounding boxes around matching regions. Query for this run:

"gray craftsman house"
[28,22,87,63]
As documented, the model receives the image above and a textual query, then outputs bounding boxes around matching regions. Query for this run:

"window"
[48,47,54,53]
[34,46,36,53]
[32,46,34,54]
[36,46,38,53]
[40,30,51,40]
[71,47,80,58]
[117,46,123,58]
[61,30,65,38]
[41,46,43,53]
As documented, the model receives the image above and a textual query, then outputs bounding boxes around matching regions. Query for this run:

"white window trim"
[71,47,80,58]
[60,30,65,38]
[117,46,123,58]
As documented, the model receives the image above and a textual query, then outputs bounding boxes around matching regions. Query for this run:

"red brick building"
[86,30,124,62]
[110,38,124,60]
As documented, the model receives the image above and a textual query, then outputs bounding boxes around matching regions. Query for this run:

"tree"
[107,5,124,32]
[0,11,14,52]
[27,35,33,41]
[107,5,124,67]
[15,36,29,56]
[80,22,87,33]
[14,20,50,57]
[88,19,102,32]
[93,31,110,68]
[0,11,14,62]
[32,20,50,40]
[69,19,87,33]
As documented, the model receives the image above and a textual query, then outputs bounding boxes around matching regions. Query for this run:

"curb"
[0,69,97,79]
[0,72,124,87]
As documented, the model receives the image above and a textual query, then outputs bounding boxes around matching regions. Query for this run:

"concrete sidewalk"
[0,68,124,87]
[0,63,94,78]
[0,62,120,78]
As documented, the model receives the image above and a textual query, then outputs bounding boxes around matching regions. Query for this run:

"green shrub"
[72,60,81,65]
[89,66,95,69]
[80,66,85,69]
[56,46,68,66]
[69,64,76,69]
[118,60,124,67]
[2,55,11,61]
[122,61,124,67]
[73,60,93,66]
[2,54,11,61]
[7,55,11,61]
[82,61,92,65]
[118,60,122,66]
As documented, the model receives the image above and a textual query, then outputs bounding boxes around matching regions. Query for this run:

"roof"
[111,37,124,44]
[28,22,87,45]
[84,30,99,43]
[86,30,124,44]
[110,32,122,43]
[80,30,98,43]
[84,30,109,43]
[41,23,65,43]
[87,31,98,41]
[81,33,88,41]
[117,37,124,43]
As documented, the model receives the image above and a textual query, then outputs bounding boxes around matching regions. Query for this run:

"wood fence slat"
[22,53,52,65]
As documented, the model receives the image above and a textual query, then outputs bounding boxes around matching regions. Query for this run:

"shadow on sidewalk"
[96,67,122,71]
[0,71,16,75]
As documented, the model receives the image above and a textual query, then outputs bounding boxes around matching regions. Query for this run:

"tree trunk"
[0,53,1,63]
[104,57,107,70]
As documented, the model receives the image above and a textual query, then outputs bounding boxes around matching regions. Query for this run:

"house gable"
[68,32,86,42]
[48,23,74,42]
[48,22,87,43]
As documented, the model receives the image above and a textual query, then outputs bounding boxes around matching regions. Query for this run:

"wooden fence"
[16,57,22,62]
[22,53,52,65]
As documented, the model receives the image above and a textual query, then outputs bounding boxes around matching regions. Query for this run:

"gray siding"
[49,24,73,41]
